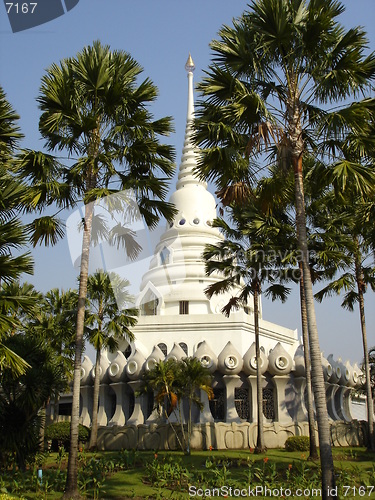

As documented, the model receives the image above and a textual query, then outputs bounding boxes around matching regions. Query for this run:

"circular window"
[109,363,119,377]
[127,360,138,375]
[344,368,350,381]
[200,355,212,368]
[193,218,200,225]
[336,367,341,379]
[275,356,288,370]
[206,220,212,226]
[224,355,238,370]
[146,359,157,371]
[179,219,186,225]
[250,356,264,370]
[80,367,86,379]
[326,364,333,378]
[353,372,358,384]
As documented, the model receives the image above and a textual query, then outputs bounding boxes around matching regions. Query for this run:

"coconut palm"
[194,1,375,494]
[85,270,137,450]
[17,41,175,498]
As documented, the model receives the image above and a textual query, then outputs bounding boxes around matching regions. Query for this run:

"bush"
[284,436,310,452]
[45,422,90,451]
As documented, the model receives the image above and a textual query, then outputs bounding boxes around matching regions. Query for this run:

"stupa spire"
[176,54,207,190]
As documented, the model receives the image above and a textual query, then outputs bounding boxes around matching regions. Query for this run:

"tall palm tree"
[18,41,176,499]
[203,195,292,453]
[85,270,137,450]
[194,1,375,495]
[315,194,375,450]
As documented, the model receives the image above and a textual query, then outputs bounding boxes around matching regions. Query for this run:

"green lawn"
[1,448,375,499]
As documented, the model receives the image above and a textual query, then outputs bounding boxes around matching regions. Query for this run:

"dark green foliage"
[45,422,90,450]
[0,335,65,470]
[285,436,310,452]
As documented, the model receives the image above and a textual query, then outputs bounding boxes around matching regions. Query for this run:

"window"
[158,343,167,356]
[160,247,171,265]
[58,403,72,416]
[179,342,188,355]
[235,387,250,420]
[209,388,225,421]
[179,301,189,315]
[262,388,275,420]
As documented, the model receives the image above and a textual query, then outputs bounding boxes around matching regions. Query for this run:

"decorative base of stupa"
[97,420,366,451]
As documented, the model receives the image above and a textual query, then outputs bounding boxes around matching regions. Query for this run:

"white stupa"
[116,54,298,361]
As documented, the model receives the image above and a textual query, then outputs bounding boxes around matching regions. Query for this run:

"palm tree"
[33,288,78,422]
[0,88,34,376]
[0,334,65,469]
[85,270,137,450]
[175,357,213,455]
[203,194,292,453]
[315,194,375,450]
[18,41,176,498]
[142,358,186,451]
[194,1,375,494]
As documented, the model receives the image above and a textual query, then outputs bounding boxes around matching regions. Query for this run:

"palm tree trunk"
[63,200,94,500]
[53,393,61,423]
[294,155,336,498]
[354,245,375,451]
[299,262,319,459]
[187,399,192,455]
[254,284,266,452]
[89,348,101,450]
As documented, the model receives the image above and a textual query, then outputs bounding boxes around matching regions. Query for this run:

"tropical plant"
[203,192,292,452]
[194,1,375,494]
[315,194,375,450]
[142,358,186,451]
[32,288,77,421]
[85,270,138,449]
[17,41,176,498]
[0,88,34,376]
[0,334,65,470]
[174,357,213,454]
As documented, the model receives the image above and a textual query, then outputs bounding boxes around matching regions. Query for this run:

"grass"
[1,447,375,499]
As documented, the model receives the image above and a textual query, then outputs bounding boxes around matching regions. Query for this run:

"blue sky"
[0,0,374,365]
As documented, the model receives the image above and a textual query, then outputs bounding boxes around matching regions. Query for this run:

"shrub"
[45,422,90,451]
[284,436,310,452]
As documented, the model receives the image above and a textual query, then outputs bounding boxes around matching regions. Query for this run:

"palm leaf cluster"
[143,357,213,454]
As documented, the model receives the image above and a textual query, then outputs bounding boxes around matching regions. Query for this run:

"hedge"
[45,422,90,450]
[284,435,310,452]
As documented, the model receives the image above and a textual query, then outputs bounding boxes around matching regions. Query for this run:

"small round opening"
[127,360,138,375]
[276,356,288,370]
[200,355,212,368]
[109,363,119,377]
[225,355,238,370]
[179,219,186,225]
[146,359,157,371]
[193,218,200,225]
